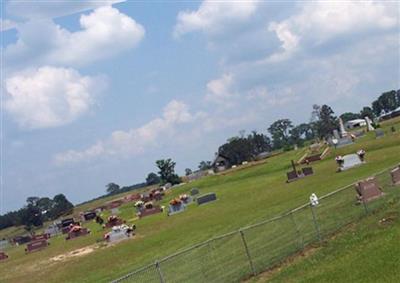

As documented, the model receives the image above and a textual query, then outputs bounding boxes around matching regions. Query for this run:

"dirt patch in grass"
[50,245,98,262]
[378,211,398,227]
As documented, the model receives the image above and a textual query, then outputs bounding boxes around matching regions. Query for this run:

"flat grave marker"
[375,129,385,138]
[190,188,199,196]
[197,193,217,205]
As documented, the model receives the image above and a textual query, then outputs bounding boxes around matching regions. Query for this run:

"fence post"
[362,199,369,215]
[239,229,256,276]
[310,205,322,242]
[155,261,165,283]
[289,212,304,250]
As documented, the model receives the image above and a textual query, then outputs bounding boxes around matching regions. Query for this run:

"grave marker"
[25,239,49,253]
[0,251,9,261]
[190,188,199,196]
[197,193,217,205]
[355,177,383,202]
[375,129,384,138]
[338,154,363,171]
[391,165,400,185]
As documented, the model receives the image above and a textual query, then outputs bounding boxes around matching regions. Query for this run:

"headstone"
[104,225,134,243]
[25,239,49,253]
[286,170,298,182]
[0,251,8,260]
[339,154,363,171]
[375,129,384,138]
[190,188,199,196]
[137,205,162,218]
[105,216,125,228]
[45,224,61,237]
[391,166,400,185]
[339,118,348,138]
[355,177,383,202]
[365,117,375,131]
[66,227,90,240]
[197,193,217,205]
[302,167,314,176]
[81,211,97,221]
[336,137,353,148]
[13,235,32,245]
[0,240,9,250]
[168,202,186,216]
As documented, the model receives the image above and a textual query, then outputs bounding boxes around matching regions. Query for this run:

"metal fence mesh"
[111,166,400,283]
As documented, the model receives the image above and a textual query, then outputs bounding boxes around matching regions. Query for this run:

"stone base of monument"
[286,167,314,182]
[66,228,90,240]
[336,137,354,148]
[105,225,134,243]
[168,203,186,216]
[391,166,400,185]
[25,239,50,253]
[197,193,217,205]
[339,154,364,171]
[355,177,383,202]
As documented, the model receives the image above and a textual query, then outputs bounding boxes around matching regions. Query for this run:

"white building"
[344,119,367,129]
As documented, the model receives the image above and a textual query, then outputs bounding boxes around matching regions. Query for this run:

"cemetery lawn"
[0,117,399,283]
[251,197,400,283]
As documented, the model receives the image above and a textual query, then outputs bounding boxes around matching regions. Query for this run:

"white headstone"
[364,117,375,131]
[310,193,319,206]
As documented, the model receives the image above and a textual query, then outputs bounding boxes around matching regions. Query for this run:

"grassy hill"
[0,117,399,283]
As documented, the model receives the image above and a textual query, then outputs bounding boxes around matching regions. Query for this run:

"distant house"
[379,106,400,121]
[344,119,367,129]
[212,154,231,172]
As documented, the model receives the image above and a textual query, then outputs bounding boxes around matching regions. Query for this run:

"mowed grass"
[0,118,399,283]
[251,196,400,283]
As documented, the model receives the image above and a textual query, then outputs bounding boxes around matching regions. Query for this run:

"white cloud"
[6,0,126,21]
[5,6,145,68]
[268,1,397,56]
[247,86,299,107]
[4,66,105,129]
[174,0,259,37]
[54,100,197,164]
[205,73,237,106]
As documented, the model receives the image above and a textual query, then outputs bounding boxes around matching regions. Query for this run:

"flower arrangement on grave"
[357,149,366,162]
[169,198,182,206]
[134,200,144,207]
[144,202,154,209]
[335,155,344,166]
[179,194,189,202]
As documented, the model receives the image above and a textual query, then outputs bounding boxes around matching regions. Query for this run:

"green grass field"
[251,196,400,283]
[0,117,399,283]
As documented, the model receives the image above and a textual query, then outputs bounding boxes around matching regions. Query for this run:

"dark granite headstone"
[391,166,400,185]
[286,171,298,182]
[355,177,383,202]
[0,251,8,260]
[302,167,314,176]
[197,193,217,205]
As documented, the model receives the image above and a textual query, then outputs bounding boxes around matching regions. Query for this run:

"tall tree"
[185,168,193,176]
[314,105,338,139]
[268,119,293,149]
[156,159,181,185]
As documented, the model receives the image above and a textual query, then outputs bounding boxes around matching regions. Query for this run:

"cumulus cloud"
[6,0,126,21]
[205,73,237,106]
[4,66,106,129]
[5,6,145,68]
[174,0,259,37]
[1,19,17,31]
[54,100,197,164]
[267,0,398,60]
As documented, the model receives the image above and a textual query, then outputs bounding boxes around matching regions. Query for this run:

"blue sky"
[1,0,399,213]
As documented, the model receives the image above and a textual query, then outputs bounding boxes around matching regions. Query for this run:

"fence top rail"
[110,163,397,282]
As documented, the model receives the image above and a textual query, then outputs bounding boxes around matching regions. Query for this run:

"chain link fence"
[111,166,400,283]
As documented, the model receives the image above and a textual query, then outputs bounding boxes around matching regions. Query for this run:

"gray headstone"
[197,193,217,205]
[168,203,186,216]
[375,129,384,138]
[333,129,340,139]
[340,154,363,171]
[190,188,199,196]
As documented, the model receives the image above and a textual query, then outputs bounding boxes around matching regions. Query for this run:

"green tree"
[106,183,120,195]
[360,106,375,119]
[185,168,193,176]
[314,105,338,139]
[146,172,161,185]
[50,194,74,218]
[268,119,293,149]
[372,90,400,116]
[198,161,212,171]
[340,112,361,122]
[156,159,181,185]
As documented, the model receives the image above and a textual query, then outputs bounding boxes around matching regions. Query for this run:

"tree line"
[0,194,73,231]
